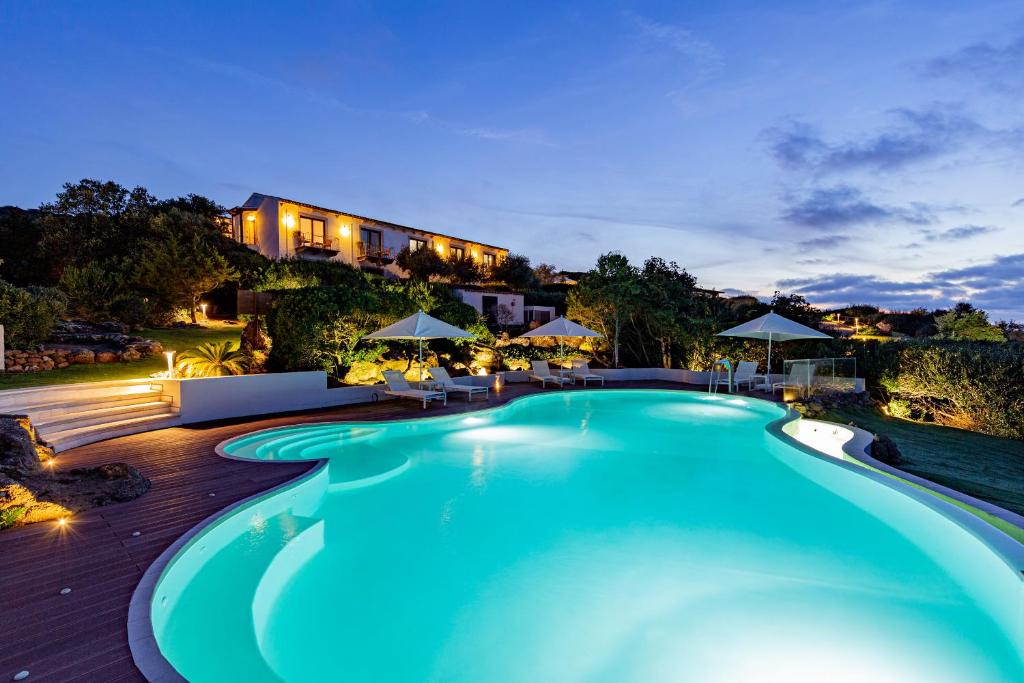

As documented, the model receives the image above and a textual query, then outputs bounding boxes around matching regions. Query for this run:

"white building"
[229,193,508,278]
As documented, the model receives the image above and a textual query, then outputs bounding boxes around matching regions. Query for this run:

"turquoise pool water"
[151,391,1024,682]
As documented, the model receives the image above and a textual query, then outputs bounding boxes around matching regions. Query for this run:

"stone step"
[45,413,183,453]
[31,400,175,432]
[0,378,163,412]
[19,390,168,418]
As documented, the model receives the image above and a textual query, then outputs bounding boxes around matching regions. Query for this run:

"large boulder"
[68,348,95,364]
[0,416,45,473]
[95,350,120,363]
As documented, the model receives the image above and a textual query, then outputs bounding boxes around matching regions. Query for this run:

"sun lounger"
[429,367,489,402]
[530,360,569,388]
[381,370,447,409]
[773,363,813,398]
[569,360,605,386]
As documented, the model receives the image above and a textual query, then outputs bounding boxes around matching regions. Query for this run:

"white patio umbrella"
[517,316,603,368]
[717,311,831,376]
[363,310,475,382]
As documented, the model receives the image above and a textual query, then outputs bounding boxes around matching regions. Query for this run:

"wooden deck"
[0,380,707,682]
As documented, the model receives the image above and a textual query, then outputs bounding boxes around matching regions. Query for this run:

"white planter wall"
[156,372,380,424]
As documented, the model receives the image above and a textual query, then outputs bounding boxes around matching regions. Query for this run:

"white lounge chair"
[429,367,489,402]
[530,360,569,388]
[381,370,447,409]
[773,363,813,398]
[570,359,605,386]
[712,358,761,389]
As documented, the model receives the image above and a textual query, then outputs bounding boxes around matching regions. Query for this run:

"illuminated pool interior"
[150,391,1023,682]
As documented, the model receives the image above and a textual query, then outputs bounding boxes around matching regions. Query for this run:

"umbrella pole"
[767,333,773,380]
[419,337,423,384]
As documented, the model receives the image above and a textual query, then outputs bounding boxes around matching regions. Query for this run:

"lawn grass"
[0,321,243,390]
[824,406,1024,518]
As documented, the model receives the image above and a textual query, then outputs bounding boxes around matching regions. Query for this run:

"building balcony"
[294,234,339,256]
[357,242,394,264]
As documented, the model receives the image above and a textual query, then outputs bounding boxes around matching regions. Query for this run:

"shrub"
[58,260,130,320]
[175,341,248,377]
[0,280,66,347]
[872,341,1024,439]
[109,294,149,327]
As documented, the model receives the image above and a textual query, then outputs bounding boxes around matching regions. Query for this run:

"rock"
[120,347,142,362]
[68,348,95,364]
[0,416,44,474]
[870,434,902,466]
[95,351,120,363]
[57,362,69,369]
[6,365,23,373]
[127,340,162,357]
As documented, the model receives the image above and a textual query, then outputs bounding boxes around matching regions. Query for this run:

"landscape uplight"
[200,303,208,320]
[165,351,175,377]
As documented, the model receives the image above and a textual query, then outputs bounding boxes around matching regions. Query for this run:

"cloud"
[798,234,851,250]
[765,104,990,174]
[776,253,1024,318]
[781,185,935,229]
[920,224,998,242]
[924,33,1024,92]
[1013,198,1024,208]
[627,13,722,71]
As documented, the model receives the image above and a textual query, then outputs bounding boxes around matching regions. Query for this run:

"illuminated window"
[450,245,465,259]
[299,216,326,245]
[483,253,496,269]
[409,237,427,252]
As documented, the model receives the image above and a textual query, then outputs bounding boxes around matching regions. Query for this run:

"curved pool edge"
[768,409,1024,579]
[127,457,330,683]
[128,389,1024,682]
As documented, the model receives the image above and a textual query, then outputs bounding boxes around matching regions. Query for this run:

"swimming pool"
[144,390,1024,682]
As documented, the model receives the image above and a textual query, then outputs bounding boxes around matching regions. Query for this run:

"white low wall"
[157,372,379,424]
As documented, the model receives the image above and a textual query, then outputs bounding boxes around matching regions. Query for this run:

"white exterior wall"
[454,289,525,324]
[524,305,556,324]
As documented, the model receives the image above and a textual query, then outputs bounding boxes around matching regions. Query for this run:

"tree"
[935,306,1006,342]
[445,253,483,284]
[134,211,238,323]
[490,253,538,290]
[39,179,159,280]
[493,303,514,330]
[767,291,819,327]
[568,253,640,367]
[0,207,45,286]
[534,263,559,285]
[396,245,447,281]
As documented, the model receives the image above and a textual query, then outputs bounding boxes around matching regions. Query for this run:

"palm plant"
[175,341,248,378]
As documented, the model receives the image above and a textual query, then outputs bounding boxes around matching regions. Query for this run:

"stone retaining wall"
[2,340,163,373]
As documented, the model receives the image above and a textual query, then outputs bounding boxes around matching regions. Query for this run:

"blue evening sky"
[2,1,1022,318]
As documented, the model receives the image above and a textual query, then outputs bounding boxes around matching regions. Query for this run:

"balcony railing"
[294,233,338,256]
[357,242,394,263]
